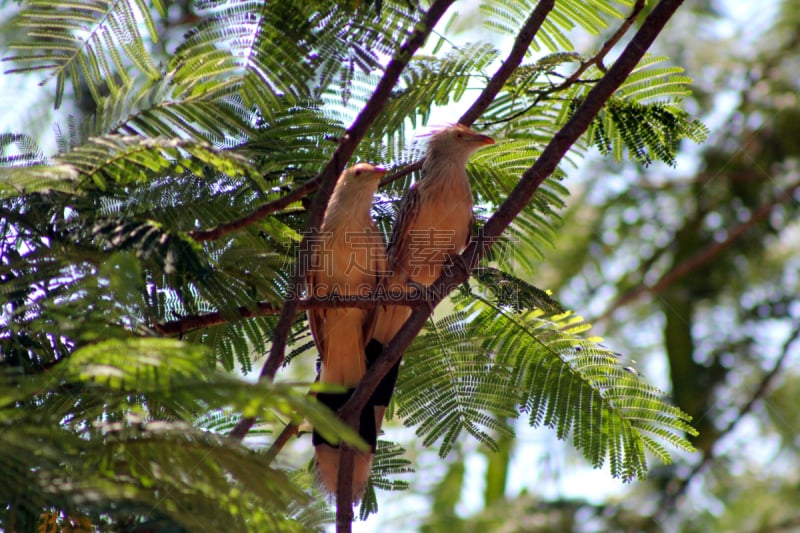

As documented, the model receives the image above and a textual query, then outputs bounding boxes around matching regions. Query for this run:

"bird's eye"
[355,170,362,176]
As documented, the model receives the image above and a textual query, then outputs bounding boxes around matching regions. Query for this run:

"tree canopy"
[0,0,748,531]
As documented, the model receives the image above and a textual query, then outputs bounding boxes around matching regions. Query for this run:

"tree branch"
[154,291,432,336]
[188,178,320,242]
[561,0,646,85]
[155,302,279,335]
[595,177,800,324]
[190,151,421,245]
[339,0,686,429]
[228,0,456,439]
[264,422,299,463]
[335,445,356,533]
[458,0,555,126]
[189,155,421,243]
[378,159,423,189]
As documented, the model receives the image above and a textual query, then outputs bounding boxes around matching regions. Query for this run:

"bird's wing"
[386,184,421,279]
[464,211,475,252]
[306,264,328,360]
[363,223,387,340]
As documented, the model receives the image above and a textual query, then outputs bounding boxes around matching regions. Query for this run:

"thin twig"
[192,159,422,243]
[339,0,688,433]
[155,302,280,335]
[595,177,800,324]
[378,159,423,189]
[229,0,456,439]
[479,0,646,128]
[264,422,300,463]
[655,322,800,519]
[188,178,320,242]
[458,0,555,126]
[561,0,646,86]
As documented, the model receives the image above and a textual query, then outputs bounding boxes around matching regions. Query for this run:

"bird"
[307,162,387,501]
[366,124,494,433]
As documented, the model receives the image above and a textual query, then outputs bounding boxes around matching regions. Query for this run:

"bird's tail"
[365,338,401,435]
[312,390,377,501]
[367,302,409,432]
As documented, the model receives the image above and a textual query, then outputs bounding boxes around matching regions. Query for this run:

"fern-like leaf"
[448,290,697,481]
[481,0,632,52]
[5,0,163,108]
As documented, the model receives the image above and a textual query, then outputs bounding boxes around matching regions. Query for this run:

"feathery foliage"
[4,0,163,108]
[398,283,696,481]
[0,336,361,532]
[1,0,701,529]
[481,0,633,51]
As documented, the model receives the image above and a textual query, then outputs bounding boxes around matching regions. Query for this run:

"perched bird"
[367,124,494,430]
[307,162,387,500]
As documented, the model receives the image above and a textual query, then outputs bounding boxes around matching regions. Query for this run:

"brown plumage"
[307,162,387,500]
[367,124,494,431]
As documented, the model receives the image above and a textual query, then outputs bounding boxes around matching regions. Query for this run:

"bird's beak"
[374,166,387,177]
[473,134,495,146]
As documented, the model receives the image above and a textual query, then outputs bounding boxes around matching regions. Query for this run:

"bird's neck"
[419,149,472,199]
[323,183,376,232]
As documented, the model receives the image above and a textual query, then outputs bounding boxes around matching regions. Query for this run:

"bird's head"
[426,124,495,159]
[341,162,387,185]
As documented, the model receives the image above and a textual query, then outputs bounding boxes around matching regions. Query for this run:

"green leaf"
[6,0,161,108]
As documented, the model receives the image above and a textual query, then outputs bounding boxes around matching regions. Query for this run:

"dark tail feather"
[312,391,377,450]
[313,390,377,500]
[365,338,401,438]
[365,338,400,408]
